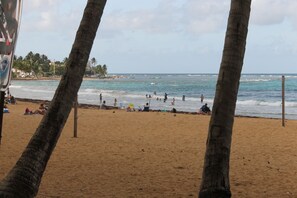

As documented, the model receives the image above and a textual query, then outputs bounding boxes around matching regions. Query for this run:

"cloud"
[21,0,82,33]
[102,0,180,35]
[251,0,297,27]
[20,0,297,36]
[24,0,56,10]
[180,0,229,35]
[101,0,230,38]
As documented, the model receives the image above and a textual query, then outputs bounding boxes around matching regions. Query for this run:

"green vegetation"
[13,51,108,78]
[85,57,108,78]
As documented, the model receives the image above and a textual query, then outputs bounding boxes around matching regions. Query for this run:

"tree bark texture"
[199,0,252,197]
[0,1,107,197]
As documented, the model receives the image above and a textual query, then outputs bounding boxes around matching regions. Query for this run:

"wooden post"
[282,75,285,127]
[0,91,5,144]
[74,95,78,137]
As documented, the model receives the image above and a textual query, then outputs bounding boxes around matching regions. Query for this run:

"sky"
[15,0,297,74]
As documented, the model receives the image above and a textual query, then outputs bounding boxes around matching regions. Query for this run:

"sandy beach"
[1,101,297,197]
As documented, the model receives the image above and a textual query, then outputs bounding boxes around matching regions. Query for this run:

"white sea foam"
[286,75,297,78]
[22,88,54,94]
[8,85,23,88]
[240,79,271,82]
[286,102,297,107]
[237,100,297,107]
[237,100,281,106]
[187,74,205,77]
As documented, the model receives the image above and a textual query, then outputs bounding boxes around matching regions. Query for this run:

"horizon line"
[108,72,297,75]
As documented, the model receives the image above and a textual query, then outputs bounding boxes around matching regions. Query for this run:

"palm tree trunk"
[199,0,252,197]
[0,0,107,197]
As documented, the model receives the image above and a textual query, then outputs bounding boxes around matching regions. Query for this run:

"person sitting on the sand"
[200,103,211,114]
[33,103,47,115]
[126,106,132,112]
[10,95,16,104]
[3,104,9,113]
[5,94,11,104]
[172,108,177,113]
[101,100,108,109]
[126,103,135,112]
[24,108,33,115]
[143,103,150,112]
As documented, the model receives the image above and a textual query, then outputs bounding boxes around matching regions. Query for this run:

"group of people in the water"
[99,92,211,114]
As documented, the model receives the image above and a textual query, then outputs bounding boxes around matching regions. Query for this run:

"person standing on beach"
[114,98,117,107]
[200,94,204,103]
[99,93,102,104]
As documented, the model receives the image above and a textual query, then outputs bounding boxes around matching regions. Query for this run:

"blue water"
[9,74,297,119]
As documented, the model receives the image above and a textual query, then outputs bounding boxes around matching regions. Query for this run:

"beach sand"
[1,101,297,197]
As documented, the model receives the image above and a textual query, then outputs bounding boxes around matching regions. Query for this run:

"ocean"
[9,74,297,120]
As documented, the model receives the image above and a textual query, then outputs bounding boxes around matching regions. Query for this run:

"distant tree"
[40,54,51,73]
[85,60,92,76]
[90,57,97,75]
[55,64,66,76]
[0,1,107,197]
[13,56,24,71]
[63,57,69,65]
[94,64,108,78]
[13,55,107,78]
[13,55,23,62]
[95,64,102,76]
[91,57,97,67]
[24,51,40,78]
[13,56,31,73]
[199,0,252,197]
[18,52,52,77]
[33,53,41,74]
[51,61,65,76]
[102,64,107,76]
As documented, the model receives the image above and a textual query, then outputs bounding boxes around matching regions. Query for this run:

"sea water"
[9,74,297,120]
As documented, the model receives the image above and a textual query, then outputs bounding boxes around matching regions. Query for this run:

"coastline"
[10,74,297,120]
[12,75,124,81]
[14,97,285,120]
[1,100,297,197]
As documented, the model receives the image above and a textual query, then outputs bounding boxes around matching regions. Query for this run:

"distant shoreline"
[11,73,297,81]
[12,75,124,81]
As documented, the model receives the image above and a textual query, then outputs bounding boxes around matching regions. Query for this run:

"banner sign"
[0,0,22,91]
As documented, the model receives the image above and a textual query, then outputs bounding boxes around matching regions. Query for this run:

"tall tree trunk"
[199,0,252,197]
[0,0,107,197]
